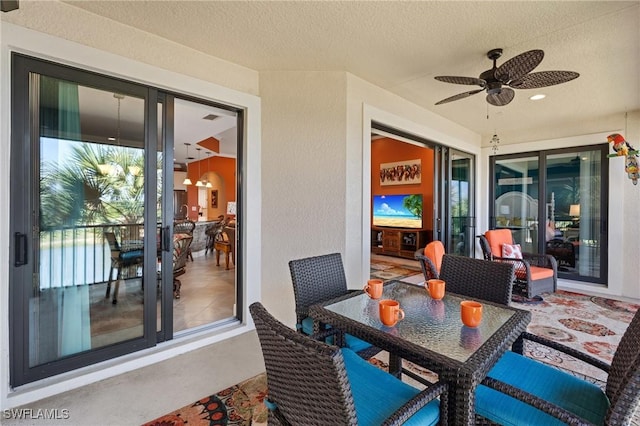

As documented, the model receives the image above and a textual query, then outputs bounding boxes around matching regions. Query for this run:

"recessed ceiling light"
[529,94,546,101]
[108,137,116,141]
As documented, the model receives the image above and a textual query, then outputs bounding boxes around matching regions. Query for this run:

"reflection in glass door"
[10,55,155,386]
[545,150,607,282]
[446,149,475,257]
[492,156,540,254]
[491,146,608,284]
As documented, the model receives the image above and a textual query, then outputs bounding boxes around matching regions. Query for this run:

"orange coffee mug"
[426,279,445,300]
[364,279,384,299]
[379,299,405,326]
[460,300,483,328]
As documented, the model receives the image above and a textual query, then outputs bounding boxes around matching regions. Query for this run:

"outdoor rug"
[143,374,268,426]
[512,289,639,382]
[144,290,639,425]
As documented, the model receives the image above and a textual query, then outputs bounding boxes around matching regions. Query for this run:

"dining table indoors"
[309,280,531,425]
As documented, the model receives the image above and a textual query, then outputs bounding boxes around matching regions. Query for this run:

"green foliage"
[403,194,422,218]
[40,143,146,229]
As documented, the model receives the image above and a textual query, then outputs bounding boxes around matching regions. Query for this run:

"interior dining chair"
[104,231,144,304]
[288,253,380,359]
[475,307,640,425]
[171,233,193,299]
[173,219,195,261]
[438,254,515,305]
[478,229,557,299]
[415,240,445,281]
[249,302,448,426]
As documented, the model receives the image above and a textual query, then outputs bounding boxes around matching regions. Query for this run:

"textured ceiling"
[63,0,640,145]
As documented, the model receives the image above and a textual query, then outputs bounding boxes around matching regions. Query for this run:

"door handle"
[14,232,28,266]
[162,226,171,252]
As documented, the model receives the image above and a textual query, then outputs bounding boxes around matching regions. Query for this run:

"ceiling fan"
[434,48,579,106]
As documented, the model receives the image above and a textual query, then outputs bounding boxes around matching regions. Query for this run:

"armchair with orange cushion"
[414,240,445,280]
[478,229,557,299]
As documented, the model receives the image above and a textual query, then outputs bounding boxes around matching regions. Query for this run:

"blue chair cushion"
[476,351,610,425]
[341,348,440,426]
[119,250,143,262]
[300,317,373,353]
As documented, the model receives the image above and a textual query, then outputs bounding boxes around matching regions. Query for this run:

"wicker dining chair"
[173,219,195,261]
[475,307,640,425]
[249,302,448,426]
[438,254,515,306]
[171,233,193,299]
[288,253,380,359]
[415,240,446,281]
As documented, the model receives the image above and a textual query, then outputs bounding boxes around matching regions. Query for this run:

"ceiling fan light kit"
[435,48,579,106]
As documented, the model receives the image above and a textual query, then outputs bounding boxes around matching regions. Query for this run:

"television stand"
[371,227,432,259]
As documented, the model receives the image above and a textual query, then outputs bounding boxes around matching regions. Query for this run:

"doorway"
[370,124,476,267]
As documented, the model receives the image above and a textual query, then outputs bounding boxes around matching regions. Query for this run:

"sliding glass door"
[10,54,162,385]
[444,149,475,257]
[10,54,244,386]
[490,146,608,284]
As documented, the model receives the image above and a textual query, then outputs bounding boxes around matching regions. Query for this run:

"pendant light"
[99,93,126,175]
[205,151,213,188]
[195,147,204,187]
[182,143,193,185]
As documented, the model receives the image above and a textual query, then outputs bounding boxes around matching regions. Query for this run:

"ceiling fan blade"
[509,71,580,89]
[495,50,544,83]
[435,76,486,87]
[486,88,515,106]
[435,89,484,105]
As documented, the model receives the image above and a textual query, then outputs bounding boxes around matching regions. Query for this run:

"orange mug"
[364,279,384,299]
[460,300,483,328]
[379,299,405,326]
[426,279,445,300]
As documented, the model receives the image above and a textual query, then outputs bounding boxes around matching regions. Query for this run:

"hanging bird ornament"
[607,133,639,185]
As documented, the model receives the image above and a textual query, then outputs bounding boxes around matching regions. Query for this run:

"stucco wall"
[259,71,348,326]
[0,1,259,96]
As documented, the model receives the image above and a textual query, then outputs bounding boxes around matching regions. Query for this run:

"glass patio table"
[309,280,531,425]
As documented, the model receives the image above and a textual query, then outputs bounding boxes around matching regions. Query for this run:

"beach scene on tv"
[373,194,423,229]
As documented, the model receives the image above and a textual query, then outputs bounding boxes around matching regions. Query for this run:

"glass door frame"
[440,147,476,257]
[9,53,162,386]
[489,145,609,284]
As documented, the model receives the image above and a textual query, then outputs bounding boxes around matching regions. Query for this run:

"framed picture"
[380,159,421,186]
[211,190,218,208]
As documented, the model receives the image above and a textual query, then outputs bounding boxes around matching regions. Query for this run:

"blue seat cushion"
[119,250,143,262]
[476,351,610,425]
[342,348,440,426]
[300,317,373,353]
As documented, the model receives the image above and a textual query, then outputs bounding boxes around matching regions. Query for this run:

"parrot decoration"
[607,133,639,185]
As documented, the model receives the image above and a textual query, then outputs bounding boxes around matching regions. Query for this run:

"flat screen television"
[372,194,423,229]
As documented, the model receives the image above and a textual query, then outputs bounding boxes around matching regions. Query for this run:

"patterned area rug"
[512,290,639,382]
[143,374,268,426]
[370,258,422,282]
[144,290,639,425]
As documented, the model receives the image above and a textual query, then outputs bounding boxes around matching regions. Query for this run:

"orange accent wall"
[197,136,220,153]
[371,138,434,230]
[185,156,236,221]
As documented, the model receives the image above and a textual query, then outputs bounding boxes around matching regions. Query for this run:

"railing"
[38,223,144,290]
